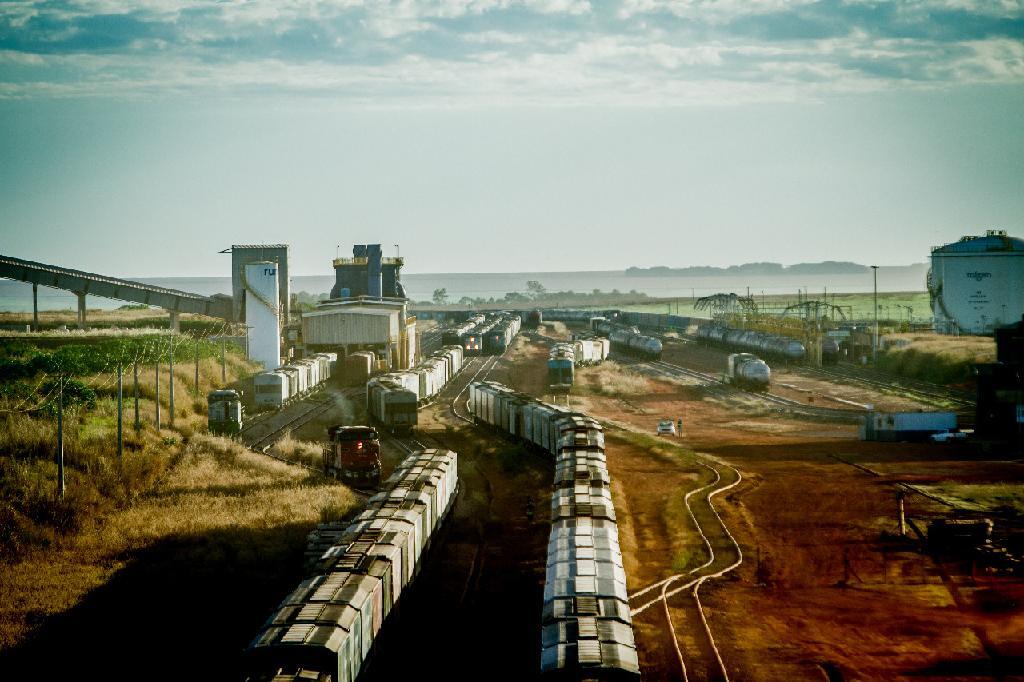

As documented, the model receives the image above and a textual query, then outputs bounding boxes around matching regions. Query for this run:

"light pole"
[871,265,878,364]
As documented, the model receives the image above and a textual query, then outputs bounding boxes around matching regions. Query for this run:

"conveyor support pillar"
[76,292,86,330]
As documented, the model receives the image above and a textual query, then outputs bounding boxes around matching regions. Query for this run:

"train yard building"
[928,230,1024,335]
[301,244,416,370]
[226,244,290,324]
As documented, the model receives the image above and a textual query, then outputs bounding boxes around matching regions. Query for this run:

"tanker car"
[697,325,806,363]
[726,353,771,391]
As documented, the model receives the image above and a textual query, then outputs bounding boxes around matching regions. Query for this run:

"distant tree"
[432,288,449,306]
[458,296,475,306]
[526,280,547,299]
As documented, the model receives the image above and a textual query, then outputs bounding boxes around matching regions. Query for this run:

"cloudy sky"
[1,0,1022,276]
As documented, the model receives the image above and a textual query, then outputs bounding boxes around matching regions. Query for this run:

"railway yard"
[1,315,1023,680]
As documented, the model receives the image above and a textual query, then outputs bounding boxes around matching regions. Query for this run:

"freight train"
[244,448,459,681]
[207,353,338,433]
[468,381,640,680]
[547,336,611,389]
[592,318,663,360]
[441,314,486,346]
[366,345,465,432]
[253,353,338,408]
[207,389,243,435]
[323,425,382,487]
[548,344,576,389]
[568,334,611,365]
[483,313,522,354]
[444,313,521,356]
[342,350,377,386]
[697,325,807,362]
[726,353,771,391]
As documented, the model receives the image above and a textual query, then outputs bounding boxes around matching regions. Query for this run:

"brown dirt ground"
[542,326,1024,682]
[660,337,954,414]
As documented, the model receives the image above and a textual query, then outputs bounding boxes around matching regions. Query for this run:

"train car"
[281,362,309,395]
[244,448,458,681]
[466,382,639,681]
[460,325,487,356]
[548,344,575,389]
[483,314,522,355]
[821,338,841,365]
[570,336,609,366]
[442,314,485,346]
[254,371,290,408]
[343,351,375,386]
[697,324,807,363]
[726,352,771,391]
[324,425,381,487]
[607,328,662,360]
[366,377,418,433]
[207,389,243,435]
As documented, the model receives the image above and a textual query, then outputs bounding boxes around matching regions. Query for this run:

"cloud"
[0,0,1021,103]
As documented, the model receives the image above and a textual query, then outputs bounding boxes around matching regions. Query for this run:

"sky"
[1,0,1022,277]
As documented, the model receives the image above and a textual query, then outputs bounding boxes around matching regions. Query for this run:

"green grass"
[617,291,932,323]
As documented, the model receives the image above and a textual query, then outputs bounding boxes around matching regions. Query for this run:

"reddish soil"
[556,330,1024,682]
[660,336,949,413]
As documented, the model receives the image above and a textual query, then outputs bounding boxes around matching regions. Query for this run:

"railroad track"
[240,388,361,466]
[628,455,744,682]
[797,364,975,410]
[449,355,502,423]
[643,359,865,423]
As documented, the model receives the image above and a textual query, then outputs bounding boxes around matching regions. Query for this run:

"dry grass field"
[879,332,997,384]
[0,315,360,676]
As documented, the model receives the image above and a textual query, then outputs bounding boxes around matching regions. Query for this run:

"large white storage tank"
[928,230,1024,335]
[244,261,281,370]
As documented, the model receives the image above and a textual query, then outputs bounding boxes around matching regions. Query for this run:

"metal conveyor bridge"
[0,254,233,329]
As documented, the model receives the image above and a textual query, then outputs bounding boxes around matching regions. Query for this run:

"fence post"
[117,364,123,462]
[169,336,175,426]
[57,376,65,500]
[194,336,200,395]
[133,361,140,430]
[155,357,161,430]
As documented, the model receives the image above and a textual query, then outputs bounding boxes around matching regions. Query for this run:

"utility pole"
[116,364,123,462]
[133,361,140,431]
[221,338,227,383]
[871,265,879,364]
[57,376,64,500]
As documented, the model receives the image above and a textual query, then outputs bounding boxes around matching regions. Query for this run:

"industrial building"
[227,244,290,324]
[301,244,416,370]
[329,243,407,299]
[243,261,281,370]
[928,230,1024,335]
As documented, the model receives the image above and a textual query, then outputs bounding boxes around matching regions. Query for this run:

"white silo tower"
[243,261,281,369]
[928,230,1024,334]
